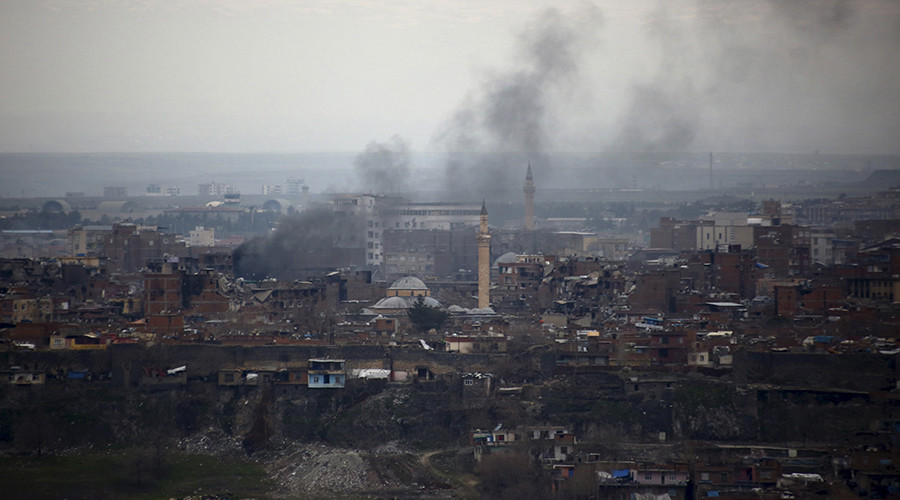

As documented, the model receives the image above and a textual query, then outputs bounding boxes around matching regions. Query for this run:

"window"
[720,472,729,481]
[645,473,653,480]
[464,378,474,386]
[701,473,710,481]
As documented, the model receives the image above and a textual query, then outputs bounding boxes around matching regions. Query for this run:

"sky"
[1,0,899,155]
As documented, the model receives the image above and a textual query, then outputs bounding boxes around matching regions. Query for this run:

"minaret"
[477,200,491,309]
[523,163,535,230]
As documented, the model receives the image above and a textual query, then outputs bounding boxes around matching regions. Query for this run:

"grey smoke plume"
[433,5,603,196]
[614,0,900,154]
[434,0,900,179]
[354,135,411,194]
[234,206,359,279]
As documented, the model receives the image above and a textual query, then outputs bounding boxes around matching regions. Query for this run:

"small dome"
[372,296,410,309]
[493,252,518,268]
[262,198,294,214]
[42,199,71,213]
[420,296,442,308]
[97,200,138,213]
[389,276,428,291]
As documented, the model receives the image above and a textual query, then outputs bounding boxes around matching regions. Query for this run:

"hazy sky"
[1,0,899,154]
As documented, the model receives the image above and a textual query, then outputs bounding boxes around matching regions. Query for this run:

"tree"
[407,296,449,333]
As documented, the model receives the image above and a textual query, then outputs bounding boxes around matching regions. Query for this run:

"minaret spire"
[523,163,536,230]
[477,200,491,309]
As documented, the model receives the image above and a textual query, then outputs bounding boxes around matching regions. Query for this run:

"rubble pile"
[265,444,369,495]
[176,428,245,457]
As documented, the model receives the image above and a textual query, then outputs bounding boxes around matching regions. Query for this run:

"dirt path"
[420,449,480,499]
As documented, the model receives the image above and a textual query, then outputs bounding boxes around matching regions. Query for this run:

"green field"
[0,449,272,500]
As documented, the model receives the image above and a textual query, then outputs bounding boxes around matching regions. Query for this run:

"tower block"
[477,200,491,309]
[524,164,535,230]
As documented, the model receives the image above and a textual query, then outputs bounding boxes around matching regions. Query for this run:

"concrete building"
[285,177,308,196]
[261,184,282,195]
[197,182,235,196]
[332,194,379,266]
[333,195,481,269]
[380,202,481,232]
[307,359,346,389]
[187,226,215,247]
[103,186,127,198]
[381,228,477,281]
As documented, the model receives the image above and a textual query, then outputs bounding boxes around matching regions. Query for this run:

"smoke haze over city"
[1,0,898,158]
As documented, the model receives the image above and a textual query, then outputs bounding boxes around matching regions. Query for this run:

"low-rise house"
[49,332,107,350]
[472,427,523,449]
[687,351,710,366]
[695,465,734,485]
[633,464,689,486]
[552,432,577,462]
[308,359,345,388]
[3,369,45,385]
[444,334,507,353]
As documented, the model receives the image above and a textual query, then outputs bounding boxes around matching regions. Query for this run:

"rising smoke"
[429,0,900,196]
[354,135,411,194]
[614,0,900,154]
[233,206,359,280]
[431,4,603,197]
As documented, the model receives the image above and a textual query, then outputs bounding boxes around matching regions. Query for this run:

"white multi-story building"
[285,177,308,196]
[262,184,282,195]
[187,226,215,247]
[380,202,481,231]
[197,183,235,196]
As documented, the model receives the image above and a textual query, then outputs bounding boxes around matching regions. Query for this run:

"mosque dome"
[389,276,428,291]
[493,252,518,269]
[419,296,441,307]
[372,296,410,309]
[371,295,441,310]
